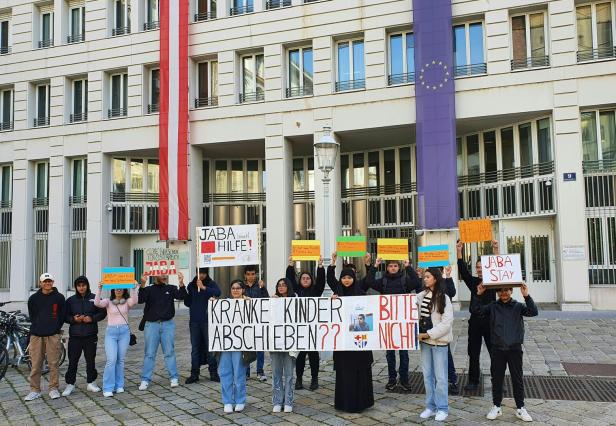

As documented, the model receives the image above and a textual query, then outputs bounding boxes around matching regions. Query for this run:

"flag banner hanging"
[159,0,189,241]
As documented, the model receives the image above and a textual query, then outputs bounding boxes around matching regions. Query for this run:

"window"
[511,12,548,69]
[501,127,515,179]
[215,160,228,193]
[144,0,159,30]
[336,39,365,91]
[113,0,131,36]
[352,153,364,187]
[293,158,305,191]
[388,32,414,85]
[148,69,160,113]
[266,0,290,9]
[71,79,88,123]
[287,47,313,97]
[195,0,216,21]
[0,89,12,130]
[230,0,253,15]
[577,2,616,61]
[72,158,87,200]
[109,72,128,118]
[582,110,616,165]
[368,151,379,187]
[537,118,553,164]
[453,22,486,76]
[247,160,259,193]
[195,61,218,107]
[34,83,50,127]
[466,134,480,176]
[0,165,11,206]
[35,162,49,199]
[39,10,54,48]
[240,54,264,103]
[113,158,126,192]
[0,18,10,54]
[484,131,497,182]
[68,6,85,43]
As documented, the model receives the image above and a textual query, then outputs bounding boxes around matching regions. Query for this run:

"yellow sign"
[291,240,321,261]
[459,219,493,243]
[377,238,408,260]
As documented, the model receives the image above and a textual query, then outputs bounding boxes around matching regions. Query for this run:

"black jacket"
[458,258,496,317]
[65,291,107,337]
[471,295,538,351]
[365,265,422,295]
[243,281,269,299]
[138,284,187,322]
[184,276,221,323]
[286,265,326,297]
[28,288,66,337]
[445,278,456,299]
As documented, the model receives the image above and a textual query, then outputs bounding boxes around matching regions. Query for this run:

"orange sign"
[377,238,408,260]
[292,240,321,261]
[459,219,493,243]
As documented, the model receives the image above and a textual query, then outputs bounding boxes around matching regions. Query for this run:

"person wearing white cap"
[24,273,66,401]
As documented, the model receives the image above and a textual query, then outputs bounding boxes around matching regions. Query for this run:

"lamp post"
[314,126,340,268]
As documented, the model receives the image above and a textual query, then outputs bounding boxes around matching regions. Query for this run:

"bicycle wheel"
[0,347,8,382]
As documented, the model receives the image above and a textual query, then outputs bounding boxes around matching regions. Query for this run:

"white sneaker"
[86,382,100,393]
[234,404,245,412]
[115,387,124,393]
[24,391,41,401]
[48,389,61,399]
[516,407,533,422]
[170,378,179,388]
[420,409,435,419]
[272,405,282,413]
[434,411,448,422]
[103,391,114,397]
[258,373,267,382]
[486,405,502,420]
[284,405,293,413]
[139,381,149,391]
[223,404,233,413]
[62,384,75,397]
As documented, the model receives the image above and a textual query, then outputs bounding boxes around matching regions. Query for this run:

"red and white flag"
[159,0,189,241]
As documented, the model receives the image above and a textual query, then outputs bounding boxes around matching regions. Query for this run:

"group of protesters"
[23,239,538,422]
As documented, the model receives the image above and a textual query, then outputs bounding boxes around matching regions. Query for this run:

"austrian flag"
[159,0,189,241]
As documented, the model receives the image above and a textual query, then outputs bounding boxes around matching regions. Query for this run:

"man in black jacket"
[473,283,537,422]
[184,267,221,384]
[138,273,187,390]
[25,273,66,401]
[456,240,498,391]
[243,265,269,381]
[62,276,107,396]
[365,257,422,391]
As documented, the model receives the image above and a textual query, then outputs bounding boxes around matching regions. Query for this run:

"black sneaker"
[185,375,199,384]
[464,382,479,392]
[210,372,220,382]
[449,382,459,394]
[398,380,411,392]
[295,379,304,390]
[309,378,319,391]
[385,379,397,390]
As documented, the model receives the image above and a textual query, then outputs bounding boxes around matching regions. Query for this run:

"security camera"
[415,229,424,237]
[106,204,113,212]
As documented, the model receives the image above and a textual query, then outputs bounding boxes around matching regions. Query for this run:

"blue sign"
[563,172,576,182]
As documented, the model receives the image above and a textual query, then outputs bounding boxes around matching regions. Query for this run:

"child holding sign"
[473,283,538,422]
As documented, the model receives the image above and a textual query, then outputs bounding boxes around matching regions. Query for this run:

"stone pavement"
[1,309,616,425]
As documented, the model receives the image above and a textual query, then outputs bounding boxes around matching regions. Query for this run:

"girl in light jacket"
[416,267,454,422]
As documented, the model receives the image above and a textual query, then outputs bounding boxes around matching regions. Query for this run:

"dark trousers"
[65,335,98,385]
[296,351,319,380]
[189,321,217,376]
[448,345,457,384]
[467,316,492,384]
[491,349,524,409]
[385,350,409,381]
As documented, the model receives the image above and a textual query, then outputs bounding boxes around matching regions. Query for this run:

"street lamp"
[314,126,340,267]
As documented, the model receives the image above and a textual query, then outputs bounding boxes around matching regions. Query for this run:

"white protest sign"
[481,254,523,285]
[197,225,260,268]
[208,295,419,352]
[143,247,189,276]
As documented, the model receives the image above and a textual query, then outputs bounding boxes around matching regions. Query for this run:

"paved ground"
[1,308,616,425]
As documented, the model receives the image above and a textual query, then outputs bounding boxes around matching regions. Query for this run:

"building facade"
[0,0,615,308]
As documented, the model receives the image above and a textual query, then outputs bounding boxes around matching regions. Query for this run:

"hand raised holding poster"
[459,219,493,243]
[481,254,523,287]
[197,225,260,268]
[291,240,321,261]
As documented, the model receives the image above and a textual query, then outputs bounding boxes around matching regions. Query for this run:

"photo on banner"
[102,267,135,289]
[481,254,523,287]
[418,245,450,268]
[336,236,367,257]
[197,225,260,268]
[376,238,408,260]
[292,240,321,261]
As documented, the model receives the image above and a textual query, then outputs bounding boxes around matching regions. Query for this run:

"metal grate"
[391,372,484,397]
[502,375,616,402]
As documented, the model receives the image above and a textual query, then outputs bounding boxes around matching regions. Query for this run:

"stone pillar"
[85,134,107,286]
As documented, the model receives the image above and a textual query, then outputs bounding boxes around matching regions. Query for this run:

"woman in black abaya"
[327,266,374,413]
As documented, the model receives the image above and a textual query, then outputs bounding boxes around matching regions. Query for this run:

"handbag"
[115,304,137,346]
[418,316,433,334]
[242,351,257,365]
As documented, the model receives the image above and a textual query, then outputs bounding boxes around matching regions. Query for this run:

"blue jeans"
[270,352,295,407]
[246,351,265,376]
[141,320,178,382]
[103,325,130,393]
[421,343,449,413]
[386,349,409,381]
[218,352,247,405]
[448,345,457,384]
[189,321,217,375]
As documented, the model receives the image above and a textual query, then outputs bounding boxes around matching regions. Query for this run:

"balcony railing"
[70,112,87,123]
[194,11,216,21]
[195,97,218,108]
[583,159,616,173]
[0,46,11,55]
[511,55,550,70]
[204,192,266,203]
[454,62,487,77]
[69,196,87,233]
[339,186,418,229]
[229,5,253,15]
[577,46,616,63]
[147,104,159,114]
[67,33,85,43]
[388,72,415,86]
[239,91,264,103]
[112,26,131,36]
[0,201,12,236]
[108,107,128,118]
[38,39,53,48]
[266,0,291,9]
[143,21,159,31]
[110,192,159,233]
[335,79,365,92]
[0,121,13,131]
[33,116,50,127]
[286,85,313,98]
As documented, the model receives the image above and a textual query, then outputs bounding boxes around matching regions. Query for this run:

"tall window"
[113,0,130,36]
[34,83,50,127]
[336,39,365,91]
[453,22,485,76]
[231,0,253,15]
[71,79,88,123]
[148,69,160,113]
[0,165,11,206]
[109,72,128,118]
[577,2,615,61]
[113,158,126,192]
[511,12,548,69]
[35,162,49,199]
[388,32,414,85]
[0,19,10,54]
[287,47,313,97]
[196,61,218,107]
[240,54,264,103]
[72,158,87,200]
[144,0,159,29]
[537,118,553,163]
[582,110,616,165]
[39,11,54,48]
[68,6,85,43]
[0,89,12,130]
[266,0,290,9]
[195,0,216,21]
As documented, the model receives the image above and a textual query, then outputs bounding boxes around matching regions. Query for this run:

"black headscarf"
[275,277,296,297]
[337,268,363,296]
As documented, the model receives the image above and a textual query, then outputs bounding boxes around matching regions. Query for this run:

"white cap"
[39,273,54,282]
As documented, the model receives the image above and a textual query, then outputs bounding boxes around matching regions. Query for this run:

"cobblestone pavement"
[1,310,615,425]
